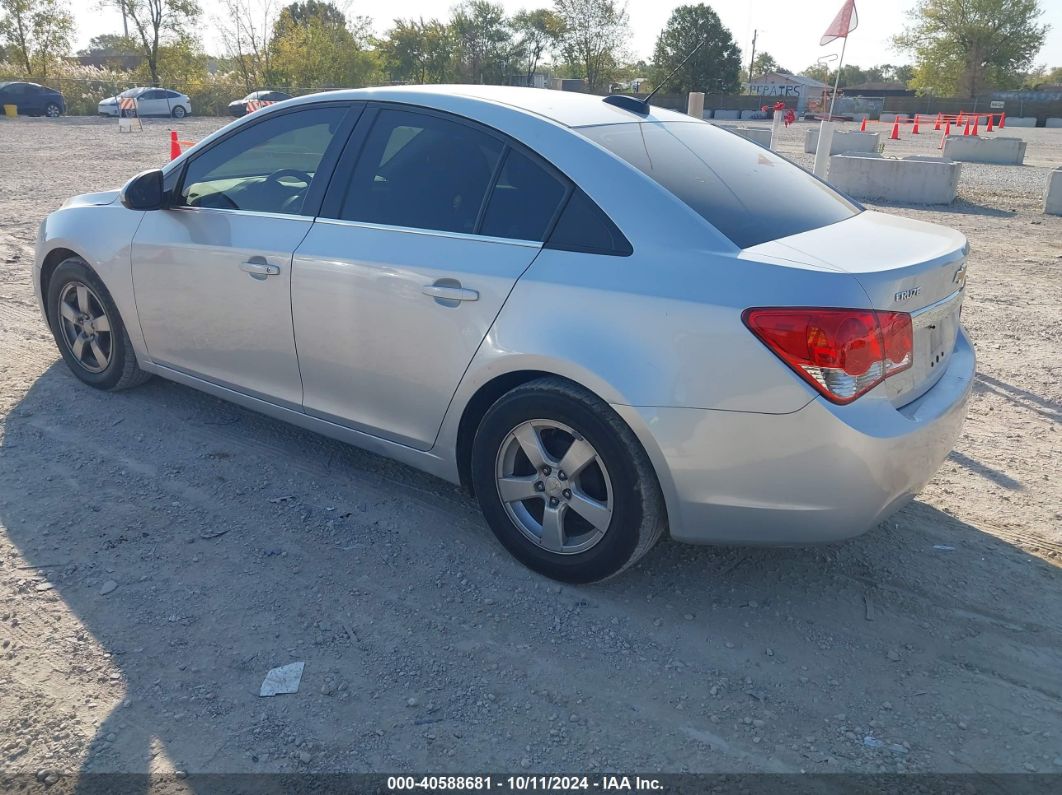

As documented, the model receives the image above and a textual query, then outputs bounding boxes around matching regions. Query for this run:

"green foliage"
[380,18,456,84]
[652,3,741,95]
[893,0,1048,98]
[751,51,781,78]
[0,0,74,77]
[268,1,380,90]
[451,1,514,84]
[78,33,139,57]
[554,0,629,93]
[105,0,201,86]
[511,8,563,85]
[798,62,916,88]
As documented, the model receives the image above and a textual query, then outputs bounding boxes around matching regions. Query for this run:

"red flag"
[821,0,858,46]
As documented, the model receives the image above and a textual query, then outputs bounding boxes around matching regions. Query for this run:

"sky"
[71,0,1062,75]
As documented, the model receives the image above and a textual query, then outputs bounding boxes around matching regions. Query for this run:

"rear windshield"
[579,122,859,249]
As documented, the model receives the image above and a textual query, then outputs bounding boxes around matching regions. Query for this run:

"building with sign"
[745,72,828,113]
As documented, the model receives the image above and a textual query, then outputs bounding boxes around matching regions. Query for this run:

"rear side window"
[580,122,859,249]
[480,149,567,241]
[339,109,503,235]
[546,190,632,256]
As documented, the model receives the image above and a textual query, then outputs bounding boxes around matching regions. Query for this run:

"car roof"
[288,85,692,128]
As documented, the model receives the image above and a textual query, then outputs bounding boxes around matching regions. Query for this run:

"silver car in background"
[98,87,191,118]
[34,86,974,582]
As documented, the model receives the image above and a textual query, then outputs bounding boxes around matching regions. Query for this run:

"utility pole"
[747,29,758,85]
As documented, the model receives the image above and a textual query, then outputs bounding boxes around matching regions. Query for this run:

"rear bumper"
[616,327,975,545]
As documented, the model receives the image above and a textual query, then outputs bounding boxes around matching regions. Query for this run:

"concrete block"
[713,109,741,120]
[879,113,909,123]
[804,128,881,155]
[942,135,1026,165]
[727,126,772,147]
[1045,167,1062,216]
[1003,116,1036,127]
[740,109,761,119]
[687,92,704,119]
[828,153,960,204]
[701,109,714,119]
[1046,117,1062,128]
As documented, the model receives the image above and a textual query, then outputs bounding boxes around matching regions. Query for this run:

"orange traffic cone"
[169,130,181,160]
[890,120,900,140]
[986,113,994,132]
[860,116,867,132]
[934,112,942,130]
[963,118,971,136]
[939,120,951,149]
[912,114,920,134]
[971,116,979,136]
[999,112,1006,129]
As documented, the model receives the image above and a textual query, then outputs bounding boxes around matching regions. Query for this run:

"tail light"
[742,308,913,404]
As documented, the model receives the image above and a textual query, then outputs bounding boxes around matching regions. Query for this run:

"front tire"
[171,105,187,119]
[471,377,666,583]
[46,258,151,391]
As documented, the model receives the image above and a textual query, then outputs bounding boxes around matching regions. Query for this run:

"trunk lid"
[759,211,968,407]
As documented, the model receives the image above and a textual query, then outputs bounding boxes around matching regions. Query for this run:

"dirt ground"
[0,114,1060,787]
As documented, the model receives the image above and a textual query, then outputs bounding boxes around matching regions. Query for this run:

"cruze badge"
[894,287,920,303]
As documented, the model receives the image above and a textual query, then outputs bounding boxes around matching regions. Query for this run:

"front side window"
[580,122,859,249]
[178,106,346,214]
[338,108,503,234]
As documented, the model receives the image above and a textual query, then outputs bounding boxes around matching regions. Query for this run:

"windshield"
[579,121,860,249]
[119,88,148,98]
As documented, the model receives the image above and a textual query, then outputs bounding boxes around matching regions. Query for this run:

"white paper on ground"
[260,661,305,696]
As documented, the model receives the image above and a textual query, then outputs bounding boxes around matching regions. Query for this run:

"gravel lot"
[0,114,1060,785]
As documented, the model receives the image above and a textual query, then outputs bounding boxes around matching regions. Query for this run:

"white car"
[98,87,191,118]
[36,86,973,582]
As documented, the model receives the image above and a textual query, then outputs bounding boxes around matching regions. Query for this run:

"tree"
[511,8,563,86]
[217,0,276,92]
[893,0,1048,98]
[104,0,201,86]
[0,0,74,77]
[269,1,379,89]
[554,0,629,93]
[451,1,512,84]
[78,33,139,56]
[651,4,741,95]
[381,18,456,84]
[750,51,780,77]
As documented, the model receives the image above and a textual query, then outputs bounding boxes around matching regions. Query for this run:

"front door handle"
[422,284,479,302]
[240,258,281,277]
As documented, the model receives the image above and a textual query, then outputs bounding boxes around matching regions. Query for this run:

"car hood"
[99,96,118,104]
[62,190,120,209]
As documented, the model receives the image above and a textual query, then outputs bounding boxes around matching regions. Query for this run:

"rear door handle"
[421,284,479,302]
[240,257,281,277]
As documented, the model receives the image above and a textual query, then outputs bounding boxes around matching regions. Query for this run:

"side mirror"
[120,169,167,211]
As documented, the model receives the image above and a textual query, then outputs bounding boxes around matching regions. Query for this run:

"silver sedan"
[34,86,974,582]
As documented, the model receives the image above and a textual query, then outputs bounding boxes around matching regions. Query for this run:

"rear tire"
[46,257,151,391]
[45,103,61,118]
[171,105,187,119]
[471,377,666,583]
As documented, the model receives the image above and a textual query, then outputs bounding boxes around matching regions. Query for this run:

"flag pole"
[828,34,847,119]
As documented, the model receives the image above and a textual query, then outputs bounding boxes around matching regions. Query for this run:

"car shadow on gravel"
[2,363,1061,785]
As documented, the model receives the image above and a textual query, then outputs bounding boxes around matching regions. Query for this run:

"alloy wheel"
[495,419,613,555]
[57,282,112,374]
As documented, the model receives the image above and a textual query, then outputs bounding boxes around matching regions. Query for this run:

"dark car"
[0,81,65,117]
[227,90,292,117]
